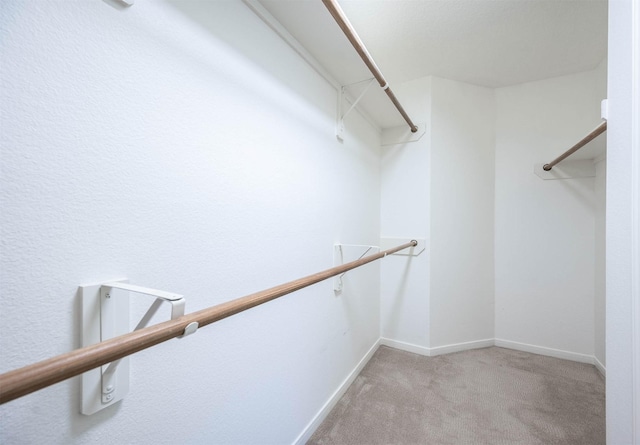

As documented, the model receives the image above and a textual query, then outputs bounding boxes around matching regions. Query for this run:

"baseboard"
[383,337,599,367]
[379,337,494,357]
[292,338,381,445]
[429,338,495,356]
[593,356,606,377]
[379,338,431,356]
[494,338,595,364]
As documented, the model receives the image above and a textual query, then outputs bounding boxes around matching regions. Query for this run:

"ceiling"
[257,0,608,128]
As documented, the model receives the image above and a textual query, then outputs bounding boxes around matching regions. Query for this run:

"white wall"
[606,0,640,441]
[594,157,606,370]
[380,76,495,352]
[1,0,624,441]
[382,68,605,361]
[429,77,495,348]
[0,1,381,443]
[380,77,431,348]
[494,67,606,359]
[593,59,608,373]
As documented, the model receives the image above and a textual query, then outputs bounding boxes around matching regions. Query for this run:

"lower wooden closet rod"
[0,240,417,404]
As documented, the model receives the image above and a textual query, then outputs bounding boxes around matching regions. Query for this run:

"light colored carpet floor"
[308,346,605,445]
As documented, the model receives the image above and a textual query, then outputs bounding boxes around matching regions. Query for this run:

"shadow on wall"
[102,0,129,12]
[383,257,414,334]
[163,0,336,134]
[553,176,596,211]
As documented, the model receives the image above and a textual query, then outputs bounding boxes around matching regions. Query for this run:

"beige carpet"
[308,346,605,445]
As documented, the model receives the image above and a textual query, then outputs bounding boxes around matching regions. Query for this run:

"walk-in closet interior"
[1,0,639,444]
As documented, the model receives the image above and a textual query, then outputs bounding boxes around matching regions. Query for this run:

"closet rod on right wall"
[543,120,607,171]
[321,0,419,133]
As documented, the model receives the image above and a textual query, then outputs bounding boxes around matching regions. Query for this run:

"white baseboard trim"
[379,337,494,357]
[429,338,495,356]
[383,337,601,368]
[593,356,606,377]
[292,339,381,445]
[494,338,595,364]
[379,337,431,356]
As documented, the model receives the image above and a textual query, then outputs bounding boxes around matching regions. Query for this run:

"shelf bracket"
[336,78,375,141]
[102,281,186,328]
[333,243,380,295]
[80,279,196,415]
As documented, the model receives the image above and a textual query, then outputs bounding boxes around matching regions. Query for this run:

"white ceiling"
[258,0,608,128]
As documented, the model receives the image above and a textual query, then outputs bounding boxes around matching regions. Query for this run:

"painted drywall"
[494,68,606,357]
[382,70,606,359]
[605,0,640,442]
[380,76,495,352]
[593,58,607,373]
[382,69,604,362]
[594,157,606,370]
[0,1,382,443]
[429,77,495,348]
[379,77,430,348]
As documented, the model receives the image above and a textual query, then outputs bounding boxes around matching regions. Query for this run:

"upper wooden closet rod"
[321,0,418,133]
[0,240,417,405]
[543,120,607,171]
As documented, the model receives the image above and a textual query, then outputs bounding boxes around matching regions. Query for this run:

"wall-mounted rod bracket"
[336,78,376,141]
[80,279,195,415]
[102,281,186,325]
[333,239,424,294]
[333,243,380,294]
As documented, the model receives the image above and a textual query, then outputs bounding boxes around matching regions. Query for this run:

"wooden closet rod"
[543,120,607,171]
[321,0,418,133]
[0,240,417,405]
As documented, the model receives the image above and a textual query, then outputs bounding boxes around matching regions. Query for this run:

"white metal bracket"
[333,239,426,294]
[333,243,380,295]
[80,279,195,415]
[102,281,186,327]
[336,78,376,141]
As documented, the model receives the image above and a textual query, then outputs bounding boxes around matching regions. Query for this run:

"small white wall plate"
[379,238,426,256]
[80,279,130,415]
[533,161,596,180]
[381,122,427,146]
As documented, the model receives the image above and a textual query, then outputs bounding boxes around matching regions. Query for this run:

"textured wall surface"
[1,0,619,442]
[379,77,430,347]
[494,67,606,357]
[380,75,495,351]
[0,1,381,443]
[429,77,496,347]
